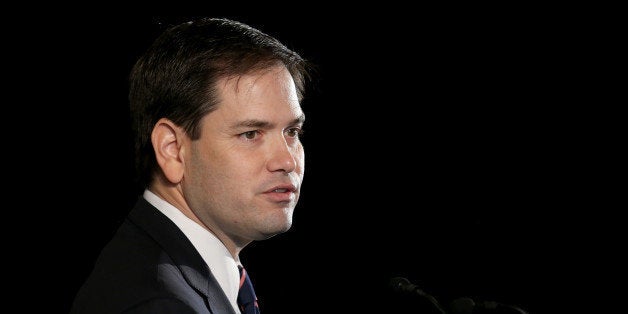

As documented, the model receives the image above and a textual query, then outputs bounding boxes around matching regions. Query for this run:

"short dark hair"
[129,17,311,191]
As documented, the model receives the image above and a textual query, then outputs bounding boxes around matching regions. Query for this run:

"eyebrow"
[231,114,305,129]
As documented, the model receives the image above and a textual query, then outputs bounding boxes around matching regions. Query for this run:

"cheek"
[189,146,229,187]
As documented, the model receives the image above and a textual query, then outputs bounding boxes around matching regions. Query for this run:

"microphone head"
[389,277,448,314]
[389,276,432,298]
[389,277,415,294]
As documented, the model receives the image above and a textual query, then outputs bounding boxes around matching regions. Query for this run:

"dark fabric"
[237,266,260,314]
[70,197,237,314]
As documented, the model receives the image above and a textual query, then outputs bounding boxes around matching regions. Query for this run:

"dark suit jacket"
[70,197,238,314]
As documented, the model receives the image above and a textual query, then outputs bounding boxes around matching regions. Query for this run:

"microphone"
[389,277,447,314]
[449,296,529,314]
[389,277,529,314]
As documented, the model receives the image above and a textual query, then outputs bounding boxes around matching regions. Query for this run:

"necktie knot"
[237,266,260,314]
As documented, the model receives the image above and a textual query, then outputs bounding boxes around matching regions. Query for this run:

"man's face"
[182,64,305,248]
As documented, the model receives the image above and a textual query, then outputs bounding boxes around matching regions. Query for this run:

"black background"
[11,5,612,314]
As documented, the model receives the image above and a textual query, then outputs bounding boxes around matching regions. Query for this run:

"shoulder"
[71,295,202,314]
[71,219,203,313]
[120,297,200,314]
[71,249,207,313]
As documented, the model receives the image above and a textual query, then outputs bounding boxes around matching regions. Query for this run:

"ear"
[151,118,187,184]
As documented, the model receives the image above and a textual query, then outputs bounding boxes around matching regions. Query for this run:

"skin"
[150,64,305,260]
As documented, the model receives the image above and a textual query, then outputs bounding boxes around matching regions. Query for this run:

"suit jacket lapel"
[128,197,238,314]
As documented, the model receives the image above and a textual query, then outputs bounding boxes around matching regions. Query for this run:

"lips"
[265,184,297,194]
[262,183,298,203]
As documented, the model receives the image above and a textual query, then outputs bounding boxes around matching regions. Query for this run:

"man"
[71,17,311,314]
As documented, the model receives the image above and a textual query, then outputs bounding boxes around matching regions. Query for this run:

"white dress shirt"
[143,189,241,313]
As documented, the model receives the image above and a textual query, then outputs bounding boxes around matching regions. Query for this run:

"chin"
[258,217,293,239]
[271,218,293,233]
[257,228,289,240]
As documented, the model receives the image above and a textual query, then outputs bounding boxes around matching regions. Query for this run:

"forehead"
[201,65,303,129]
[215,65,302,114]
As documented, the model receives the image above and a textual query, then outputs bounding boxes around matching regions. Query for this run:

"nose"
[266,135,298,173]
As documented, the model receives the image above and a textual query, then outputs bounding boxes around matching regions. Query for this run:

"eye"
[285,127,303,138]
[240,130,259,140]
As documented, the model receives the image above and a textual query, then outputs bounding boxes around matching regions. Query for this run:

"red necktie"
[237,266,260,314]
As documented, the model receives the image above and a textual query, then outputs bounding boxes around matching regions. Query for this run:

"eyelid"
[288,123,304,131]
[239,130,261,140]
